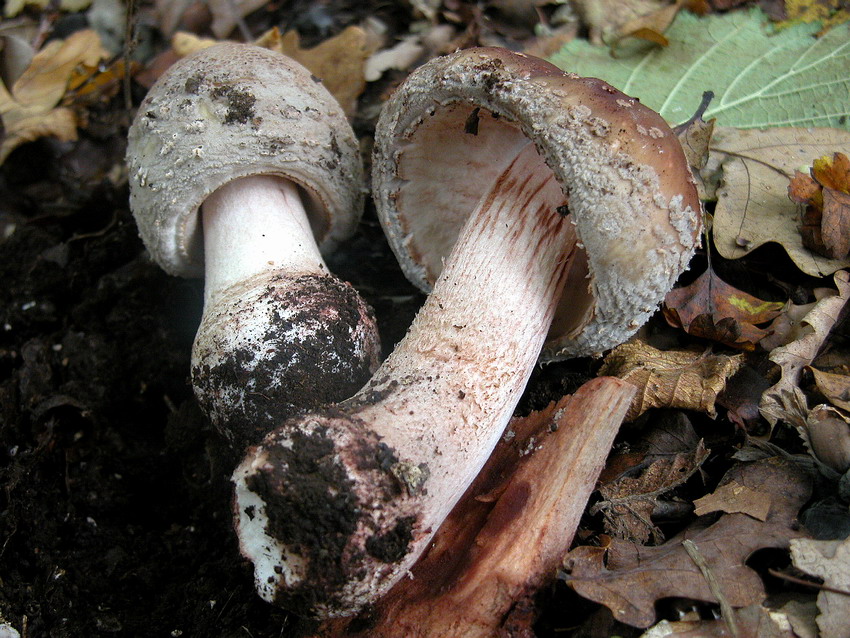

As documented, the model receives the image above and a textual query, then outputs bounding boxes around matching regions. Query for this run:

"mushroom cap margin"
[372,46,702,360]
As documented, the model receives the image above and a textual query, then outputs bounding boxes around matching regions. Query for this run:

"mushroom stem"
[233,142,578,617]
[192,174,379,453]
[201,175,326,305]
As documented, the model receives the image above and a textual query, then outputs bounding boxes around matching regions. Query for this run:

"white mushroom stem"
[233,142,579,617]
[201,175,326,306]
[191,174,380,452]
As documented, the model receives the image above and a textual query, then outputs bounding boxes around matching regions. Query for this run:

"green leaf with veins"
[548,8,850,129]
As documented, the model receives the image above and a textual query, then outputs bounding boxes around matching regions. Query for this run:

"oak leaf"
[790,153,850,260]
[790,535,850,638]
[664,266,786,350]
[708,126,850,277]
[760,270,850,427]
[561,457,812,628]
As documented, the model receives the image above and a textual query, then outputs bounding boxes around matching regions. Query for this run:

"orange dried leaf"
[788,170,823,205]
[812,152,850,194]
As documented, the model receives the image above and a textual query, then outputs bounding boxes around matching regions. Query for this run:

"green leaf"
[548,8,850,129]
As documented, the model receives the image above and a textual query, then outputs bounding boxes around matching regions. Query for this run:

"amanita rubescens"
[233,47,701,617]
[126,43,379,451]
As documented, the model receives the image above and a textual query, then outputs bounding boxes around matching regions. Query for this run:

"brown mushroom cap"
[372,47,701,359]
[127,42,363,278]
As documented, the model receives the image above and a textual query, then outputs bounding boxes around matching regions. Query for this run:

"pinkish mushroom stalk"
[232,47,701,618]
[126,43,379,450]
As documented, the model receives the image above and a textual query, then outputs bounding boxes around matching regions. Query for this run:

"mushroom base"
[232,410,424,617]
[192,272,380,454]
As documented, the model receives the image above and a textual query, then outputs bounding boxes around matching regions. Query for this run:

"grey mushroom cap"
[127,42,364,278]
[372,47,701,360]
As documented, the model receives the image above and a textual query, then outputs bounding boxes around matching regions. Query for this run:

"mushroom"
[126,43,380,450]
[232,47,701,617]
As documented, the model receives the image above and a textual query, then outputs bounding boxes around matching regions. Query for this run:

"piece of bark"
[315,377,636,638]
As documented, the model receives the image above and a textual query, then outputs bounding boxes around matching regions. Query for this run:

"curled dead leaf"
[0,29,108,164]
[599,340,744,421]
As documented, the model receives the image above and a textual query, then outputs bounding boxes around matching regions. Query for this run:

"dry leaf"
[593,439,709,543]
[641,604,800,637]
[607,1,684,55]
[760,270,850,426]
[364,36,425,82]
[0,29,108,164]
[207,0,266,38]
[781,0,850,33]
[561,457,812,628]
[806,404,850,473]
[790,535,850,638]
[790,153,850,260]
[599,340,744,421]
[259,26,373,117]
[664,266,786,350]
[708,126,850,277]
[693,479,771,521]
[811,367,850,412]
[570,0,671,44]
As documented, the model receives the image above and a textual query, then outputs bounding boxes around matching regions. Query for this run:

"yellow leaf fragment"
[0,29,108,164]
[693,479,771,520]
[598,340,743,421]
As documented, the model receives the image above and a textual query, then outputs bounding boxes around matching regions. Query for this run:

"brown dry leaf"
[791,153,850,260]
[806,404,850,473]
[570,0,671,45]
[0,29,108,164]
[561,457,812,628]
[258,26,373,117]
[608,1,684,55]
[790,535,850,638]
[760,270,850,427]
[599,340,744,421]
[708,126,850,277]
[593,439,710,543]
[693,479,771,520]
[811,367,850,412]
[664,266,786,350]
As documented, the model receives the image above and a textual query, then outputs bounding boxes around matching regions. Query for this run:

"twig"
[683,539,740,638]
[768,568,850,598]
